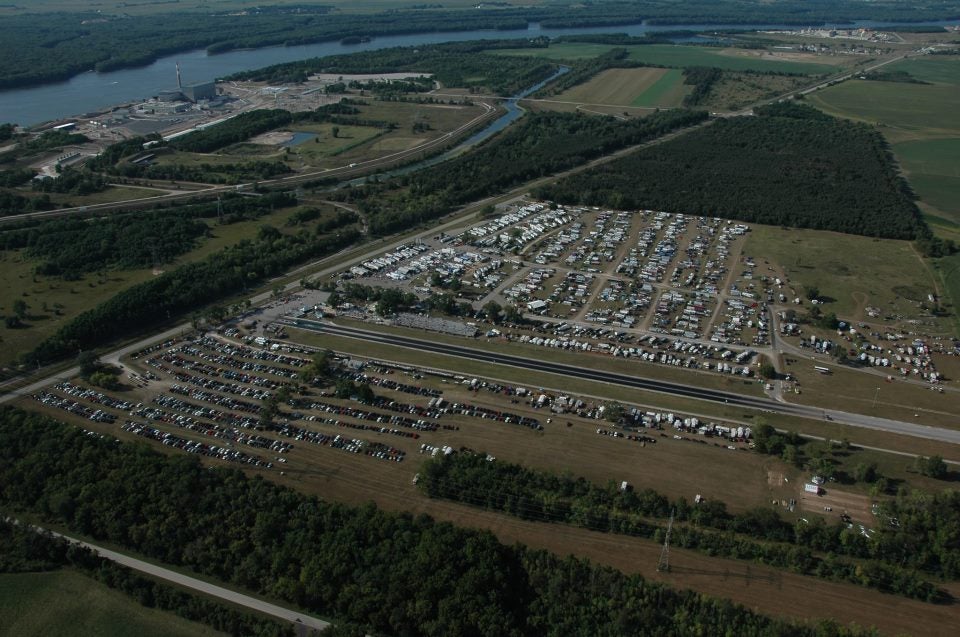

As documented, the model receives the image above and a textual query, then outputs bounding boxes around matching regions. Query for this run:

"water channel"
[1,18,956,126]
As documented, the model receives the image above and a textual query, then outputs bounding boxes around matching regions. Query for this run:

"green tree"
[12,299,28,318]
[503,304,523,324]
[603,402,625,423]
[759,361,777,379]
[89,370,120,390]
[483,300,503,323]
[915,455,948,479]
[853,462,878,483]
[77,351,100,377]
[356,382,375,404]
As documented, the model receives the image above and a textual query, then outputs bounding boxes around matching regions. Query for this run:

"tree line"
[3,2,959,90]
[23,222,360,365]
[226,40,557,97]
[537,103,926,240]
[418,452,954,602]
[335,109,708,236]
[0,407,877,637]
[0,192,298,277]
[0,518,295,637]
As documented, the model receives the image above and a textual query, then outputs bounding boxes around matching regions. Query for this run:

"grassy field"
[745,225,941,322]
[893,138,960,227]
[806,56,960,255]
[0,202,344,369]
[630,69,688,107]
[495,43,841,74]
[0,570,222,637]
[885,56,960,85]
[154,100,487,175]
[699,71,808,111]
[552,67,689,108]
[806,80,960,143]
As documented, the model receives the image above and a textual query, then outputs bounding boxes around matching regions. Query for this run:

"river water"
[1,19,956,126]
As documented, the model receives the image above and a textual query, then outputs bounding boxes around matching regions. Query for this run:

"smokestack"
[176,62,182,90]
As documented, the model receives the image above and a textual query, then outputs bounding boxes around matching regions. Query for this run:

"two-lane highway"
[287,319,960,445]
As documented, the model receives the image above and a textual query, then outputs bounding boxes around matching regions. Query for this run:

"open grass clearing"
[745,225,942,324]
[806,79,960,143]
[552,67,689,108]
[893,137,960,219]
[0,570,223,637]
[885,56,960,85]
[934,252,960,335]
[630,68,688,107]
[495,43,841,74]
[699,71,808,111]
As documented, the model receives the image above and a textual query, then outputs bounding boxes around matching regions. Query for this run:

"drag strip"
[285,319,960,446]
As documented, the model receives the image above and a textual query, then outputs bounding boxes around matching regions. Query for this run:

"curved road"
[287,319,960,445]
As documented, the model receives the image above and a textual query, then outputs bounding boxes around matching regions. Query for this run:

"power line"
[657,508,675,573]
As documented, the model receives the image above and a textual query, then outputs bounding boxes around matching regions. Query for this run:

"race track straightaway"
[286,319,960,446]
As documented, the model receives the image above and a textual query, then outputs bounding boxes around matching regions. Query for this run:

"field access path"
[16,522,330,633]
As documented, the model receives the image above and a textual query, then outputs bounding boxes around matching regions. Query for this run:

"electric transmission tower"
[657,508,675,573]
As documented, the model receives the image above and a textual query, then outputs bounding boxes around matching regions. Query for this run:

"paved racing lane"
[287,319,960,446]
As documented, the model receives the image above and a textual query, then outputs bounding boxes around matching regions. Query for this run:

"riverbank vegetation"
[4,0,956,91]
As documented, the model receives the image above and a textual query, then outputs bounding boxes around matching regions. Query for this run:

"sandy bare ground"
[249,130,294,146]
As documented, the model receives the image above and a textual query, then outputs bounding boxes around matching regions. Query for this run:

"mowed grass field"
[495,43,840,74]
[552,67,689,108]
[807,57,960,237]
[745,225,941,323]
[895,138,960,233]
[0,570,222,637]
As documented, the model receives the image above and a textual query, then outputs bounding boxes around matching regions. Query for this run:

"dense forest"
[3,1,958,89]
[0,407,876,637]
[0,192,297,276]
[24,219,360,365]
[537,103,925,239]
[336,109,708,236]
[0,519,294,637]
[226,41,558,96]
[418,452,958,602]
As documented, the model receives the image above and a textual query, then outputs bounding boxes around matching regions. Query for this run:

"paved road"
[29,525,330,632]
[0,101,499,225]
[288,319,960,445]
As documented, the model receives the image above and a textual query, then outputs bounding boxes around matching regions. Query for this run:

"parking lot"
[22,331,791,515]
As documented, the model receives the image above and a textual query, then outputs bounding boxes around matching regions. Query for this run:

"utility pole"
[657,508,675,573]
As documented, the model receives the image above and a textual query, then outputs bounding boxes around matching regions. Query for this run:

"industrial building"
[158,63,217,103]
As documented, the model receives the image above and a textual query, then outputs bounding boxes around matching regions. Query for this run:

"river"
[0,19,956,126]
